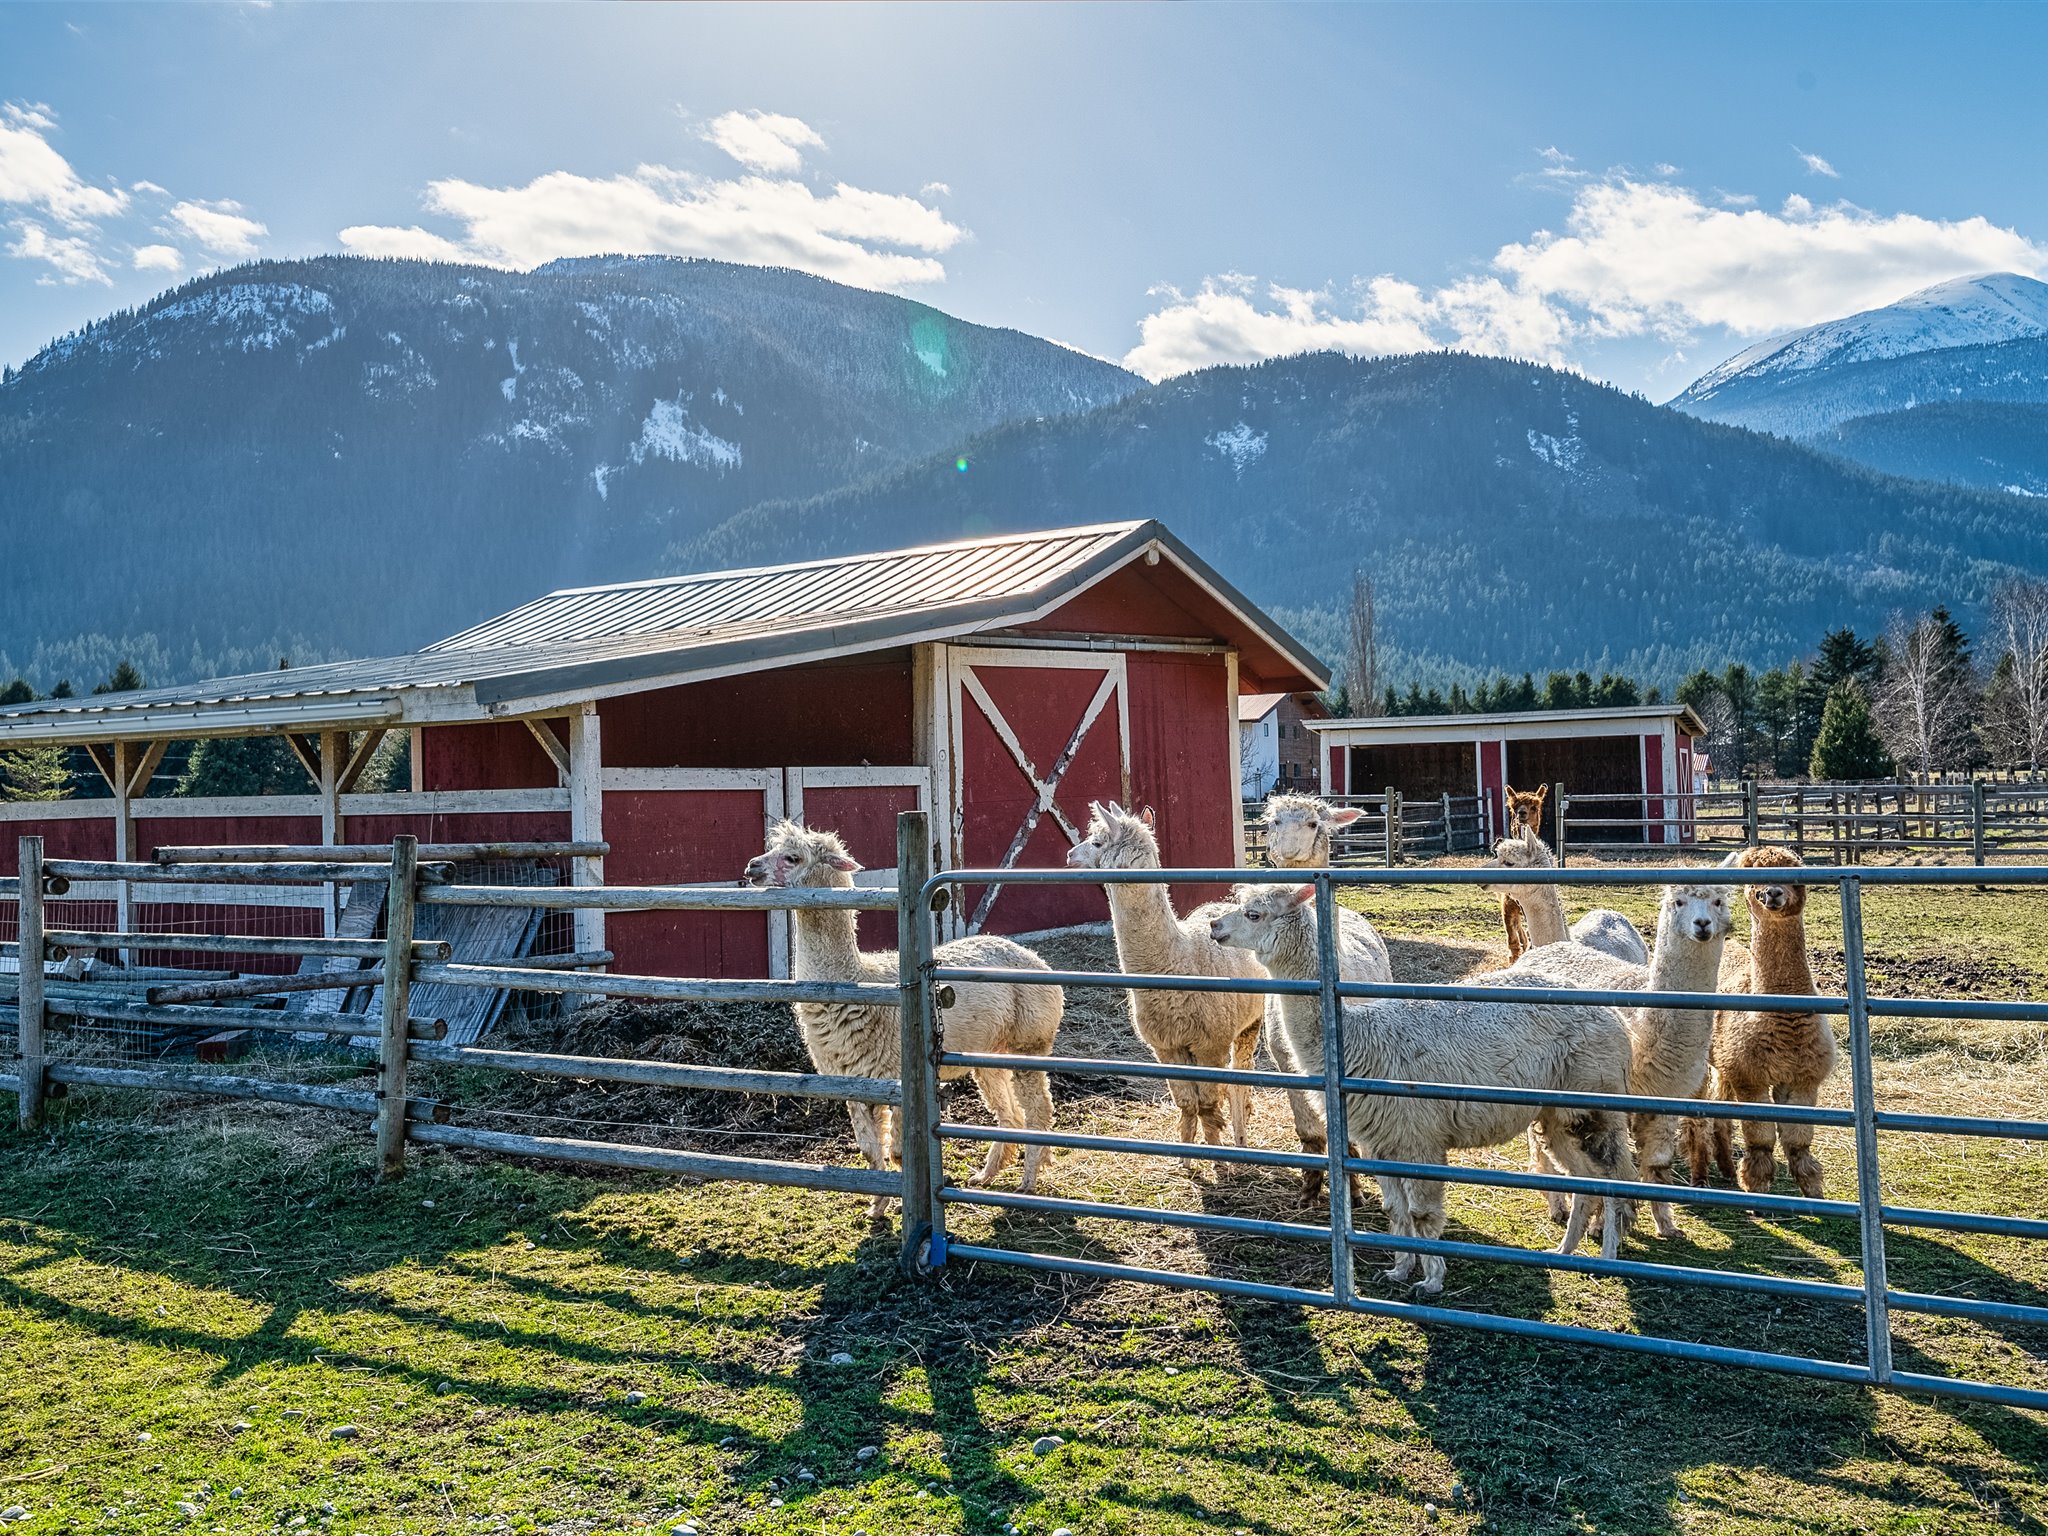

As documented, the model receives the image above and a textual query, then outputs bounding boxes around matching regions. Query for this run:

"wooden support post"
[1440,790,1453,855]
[1553,781,1568,867]
[319,732,343,938]
[567,704,605,966]
[896,811,942,1274]
[1794,787,1806,859]
[110,742,136,962]
[1383,786,1399,867]
[1971,779,1989,868]
[375,835,419,1179]
[15,837,45,1131]
[1742,778,1759,846]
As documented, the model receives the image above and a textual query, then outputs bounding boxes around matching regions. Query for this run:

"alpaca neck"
[1104,878,1187,971]
[1512,884,1570,947]
[1749,912,1815,996]
[791,905,863,982]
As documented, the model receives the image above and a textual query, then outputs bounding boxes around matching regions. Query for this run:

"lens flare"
[956,456,969,473]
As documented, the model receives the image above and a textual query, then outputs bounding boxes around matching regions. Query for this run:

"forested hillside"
[0,255,1139,684]
[679,351,2048,681]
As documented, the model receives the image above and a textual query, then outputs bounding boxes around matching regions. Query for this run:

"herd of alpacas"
[742,788,1839,1292]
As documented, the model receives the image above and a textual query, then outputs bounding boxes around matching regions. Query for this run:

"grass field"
[2,866,2044,1535]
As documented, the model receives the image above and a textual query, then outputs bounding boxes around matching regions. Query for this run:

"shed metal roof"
[1310,703,1710,738]
[0,520,1329,743]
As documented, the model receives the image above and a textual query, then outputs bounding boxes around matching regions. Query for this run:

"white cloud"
[130,179,168,196]
[167,198,266,257]
[920,181,952,198]
[698,109,825,174]
[6,220,110,284]
[132,243,184,272]
[1796,147,1840,178]
[1126,166,2048,379]
[340,158,964,291]
[0,102,128,225]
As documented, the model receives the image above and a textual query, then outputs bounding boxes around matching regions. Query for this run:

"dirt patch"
[1813,947,2038,1000]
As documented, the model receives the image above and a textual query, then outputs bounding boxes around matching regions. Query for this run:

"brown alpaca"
[1499,783,1548,959]
[1682,846,1837,1195]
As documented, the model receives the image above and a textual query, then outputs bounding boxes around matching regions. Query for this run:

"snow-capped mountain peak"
[1678,272,2048,402]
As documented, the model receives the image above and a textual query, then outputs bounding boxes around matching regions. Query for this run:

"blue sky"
[4,2,2046,396]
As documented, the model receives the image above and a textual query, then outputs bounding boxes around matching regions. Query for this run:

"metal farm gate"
[7,817,2047,1414]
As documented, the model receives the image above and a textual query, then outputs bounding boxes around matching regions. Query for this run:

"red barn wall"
[1124,650,1237,912]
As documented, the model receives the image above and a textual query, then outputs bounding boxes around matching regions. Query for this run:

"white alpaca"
[1066,801,1328,1190]
[1488,825,1648,964]
[1210,883,1639,1295]
[1508,877,1735,1237]
[745,821,1064,1216]
[1257,794,1394,1197]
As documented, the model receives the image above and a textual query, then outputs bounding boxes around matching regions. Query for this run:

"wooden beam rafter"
[279,731,322,788]
[83,743,119,794]
[523,717,572,784]
[126,740,170,800]
[337,729,389,795]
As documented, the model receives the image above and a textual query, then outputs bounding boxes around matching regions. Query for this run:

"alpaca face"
[1492,823,1549,871]
[1207,883,1312,960]
[1661,883,1734,945]
[1733,844,1807,919]
[1262,794,1363,868]
[1505,782,1548,835]
[744,820,860,890]
[1066,801,1159,871]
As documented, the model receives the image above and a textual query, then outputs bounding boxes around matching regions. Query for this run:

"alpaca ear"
[1290,884,1315,907]
[1328,807,1364,827]
[1140,806,1156,828]
[1523,824,1541,849]
[1532,784,1548,806]
[827,853,862,872]
[1718,849,1744,867]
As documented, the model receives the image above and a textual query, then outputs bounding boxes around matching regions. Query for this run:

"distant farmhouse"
[1238,690,1327,799]
[0,521,1325,978]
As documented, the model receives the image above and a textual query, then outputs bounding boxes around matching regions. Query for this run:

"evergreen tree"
[175,734,305,797]
[0,742,71,802]
[0,678,32,706]
[50,680,73,698]
[1810,681,1891,781]
[93,661,146,694]
[1755,666,1800,778]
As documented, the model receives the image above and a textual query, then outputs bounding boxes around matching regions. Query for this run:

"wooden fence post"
[896,811,942,1274]
[1553,781,1568,867]
[1742,778,1759,845]
[1794,787,1806,859]
[1971,780,1989,868]
[375,835,419,1178]
[1383,787,1399,867]
[1440,790,1453,856]
[15,836,45,1132]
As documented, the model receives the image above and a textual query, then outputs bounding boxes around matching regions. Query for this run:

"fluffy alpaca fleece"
[1510,878,1734,1237]
[1681,845,1837,1196]
[1489,825,1648,964]
[1067,802,1325,1183]
[1258,794,1394,1196]
[1499,784,1550,959]
[1210,883,1638,1295]
[745,821,1063,1215]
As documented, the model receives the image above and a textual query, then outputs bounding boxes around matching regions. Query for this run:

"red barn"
[0,521,1327,978]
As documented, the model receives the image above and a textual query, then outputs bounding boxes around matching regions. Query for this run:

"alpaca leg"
[1009,1070,1057,1194]
[1722,1071,1778,1195]
[847,1103,894,1221]
[1404,1179,1450,1295]
[1227,1022,1260,1148]
[1264,1016,1331,1203]
[967,1068,1021,1186]
[1631,1111,1682,1238]
[1157,1051,1203,1152]
[1774,1082,1825,1198]
[1528,1121,1571,1226]
[1192,1048,1231,1150]
[1378,1175,1418,1285]
[1708,1114,1740,1186]
[1548,1109,1637,1259]
[1502,896,1528,961]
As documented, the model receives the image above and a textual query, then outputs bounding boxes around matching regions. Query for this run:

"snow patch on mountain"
[1206,421,1267,476]
[632,397,743,471]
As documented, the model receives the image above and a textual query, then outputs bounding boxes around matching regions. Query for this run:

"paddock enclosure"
[0,519,1326,975]
[5,818,2046,1417]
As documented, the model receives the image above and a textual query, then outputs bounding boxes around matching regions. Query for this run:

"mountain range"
[3,256,2046,690]
[1669,272,2048,496]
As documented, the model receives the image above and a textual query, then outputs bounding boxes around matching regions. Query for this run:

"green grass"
[2,867,2044,1535]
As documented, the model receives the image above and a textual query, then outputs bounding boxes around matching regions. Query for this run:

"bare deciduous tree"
[1344,569,1381,717]
[1984,577,2048,772]
[1873,608,1979,778]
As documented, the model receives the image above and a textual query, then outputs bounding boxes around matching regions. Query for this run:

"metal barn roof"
[1311,703,1710,740]
[0,521,1329,743]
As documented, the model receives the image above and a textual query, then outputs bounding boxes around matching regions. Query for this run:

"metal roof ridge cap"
[1310,703,1706,729]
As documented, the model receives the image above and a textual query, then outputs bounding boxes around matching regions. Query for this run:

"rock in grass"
[1424,1503,1439,1521]
[1031,1434,1065,1456]
[435,1381,453,1395]
[328,1424,360,1441]
[625,1391,647,1406]
[175,1501,200,1518]
[1,1508,28,1524]
[231,1420,253,1433]
[855,1445,878,1461]
[827,1351,854,1366]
